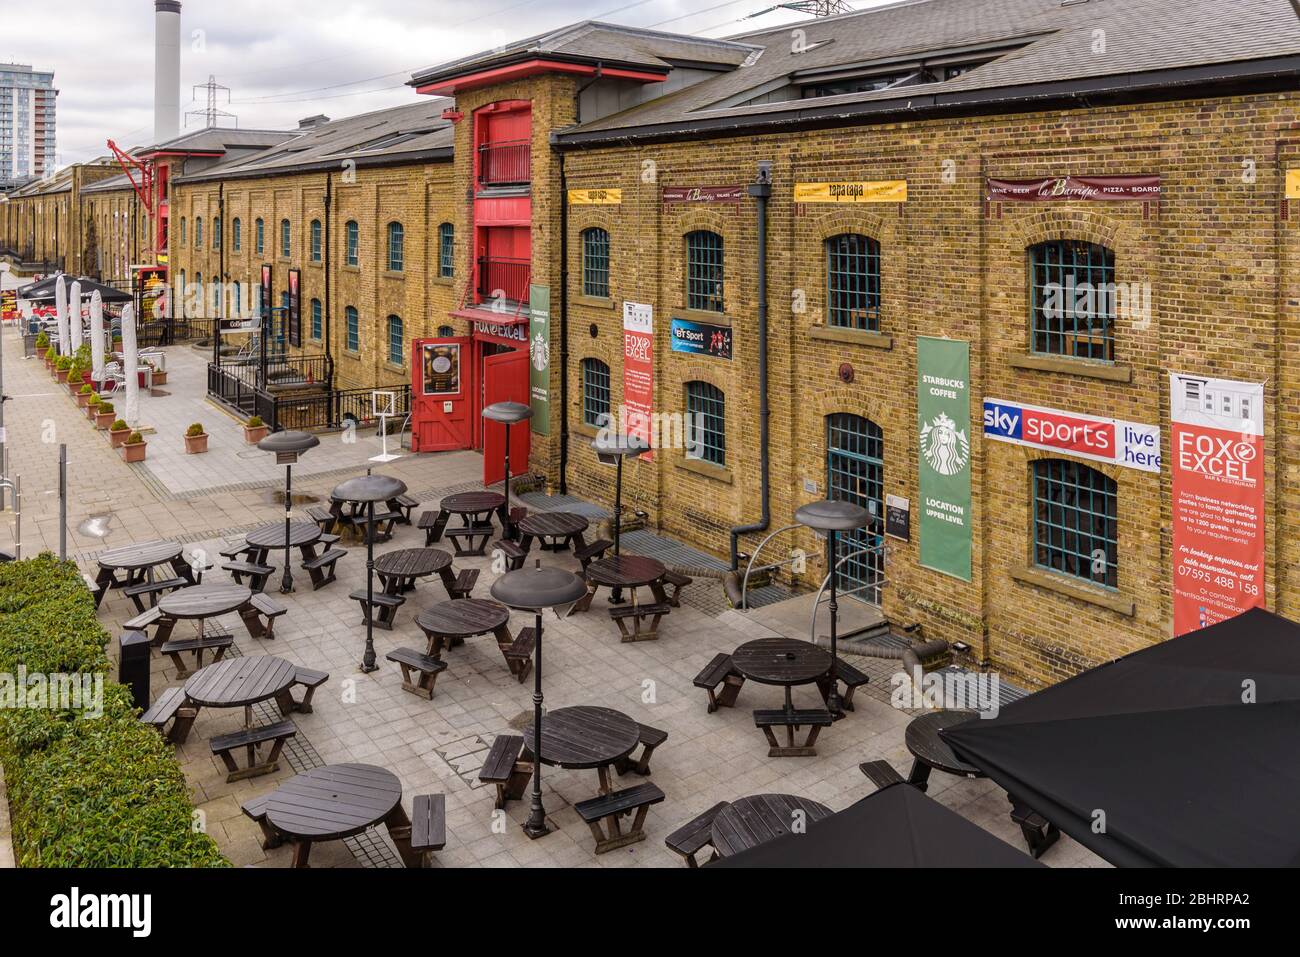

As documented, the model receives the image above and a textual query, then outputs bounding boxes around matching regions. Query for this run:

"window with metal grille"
[686,230,724,312]
[826,413,885,604]
[685,381,726,467]
[1028,240,1116,360]
[346,306,359,352]
[387,315,404,365]
[195,216,202,248]
[194,273,202,315]
[582,227,610,298]
[826,233,881,330]
[581,358,610,428]
[311,220,322,262]
[255,218,264,254]
[232,218,241,251]
[437,325,455,338]
[213,216,222,250]
[280,219,291,258]
[387,222,404,272]
[311,298,322,340]
[438,223,454,278]
[345,220,358,266]
[179,217,186,245]
[232,281,241,317]
[1032,458,1118,588]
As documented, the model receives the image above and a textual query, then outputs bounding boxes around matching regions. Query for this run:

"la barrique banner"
[917,337,972,581]
[986,175,1161,203]
[1169,373,1266,636]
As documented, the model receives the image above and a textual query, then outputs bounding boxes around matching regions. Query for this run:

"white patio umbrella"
[68,280,84,354]
[120,302,140,428]
[54,275,69,356]
[89,291,106,385]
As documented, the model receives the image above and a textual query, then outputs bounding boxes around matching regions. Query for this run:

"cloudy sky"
[2,0,896,169]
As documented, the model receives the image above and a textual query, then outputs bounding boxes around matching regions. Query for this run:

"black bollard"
[118,631,152,708]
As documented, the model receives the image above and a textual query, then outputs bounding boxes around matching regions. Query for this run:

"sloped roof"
[138,126,297,157]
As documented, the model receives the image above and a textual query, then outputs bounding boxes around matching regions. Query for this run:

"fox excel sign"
[983,399,1161,473]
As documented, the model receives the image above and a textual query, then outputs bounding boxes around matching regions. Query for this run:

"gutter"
[324,172,335,389]
[557,151,569,494]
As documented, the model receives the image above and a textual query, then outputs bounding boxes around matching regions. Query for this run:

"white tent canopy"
[121,303,139,428]
[89,291,106,384]
[54,276,70,357]
[68,280,84,354]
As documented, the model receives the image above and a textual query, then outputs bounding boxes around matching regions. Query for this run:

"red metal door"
[482,347,530,486]
[411,336,472,452]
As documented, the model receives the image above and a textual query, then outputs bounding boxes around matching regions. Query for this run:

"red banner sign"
[622,302,655,460]
[662,185,745,205]
[1169,373,1266,636]
[987,175,1161,203]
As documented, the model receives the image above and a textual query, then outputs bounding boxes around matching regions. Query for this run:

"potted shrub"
[109,418,131,448]
[76,383,92,409]
[35,332,49,365]
[65,361,84,393]
[150,361,168,386]
[120,431,147,463]
[43,344,56,371]
[243,415,269,444]
[95,401,116,431]
[183,422,208,454]
[54,355,72,383]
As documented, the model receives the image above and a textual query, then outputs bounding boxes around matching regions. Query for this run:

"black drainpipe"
[729,163,773,570]
[324,173,334,389]
[557,149,570,494]
[213,185,224,367]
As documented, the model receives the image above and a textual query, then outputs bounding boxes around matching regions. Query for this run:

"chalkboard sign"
[885,494,910,542]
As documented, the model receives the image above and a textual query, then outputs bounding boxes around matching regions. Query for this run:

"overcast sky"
[1,0,896,169]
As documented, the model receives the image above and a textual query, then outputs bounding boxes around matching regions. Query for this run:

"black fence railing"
[477,256,530,306]
[207,362,277,425]
[221,353,330,391]
[208,359,406,434]
[477,139,530,187]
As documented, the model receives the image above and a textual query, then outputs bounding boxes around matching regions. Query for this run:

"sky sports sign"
[983,399,1161,473]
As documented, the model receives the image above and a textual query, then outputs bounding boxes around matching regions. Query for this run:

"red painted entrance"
[410,336,471,452]
[482,347,530,486]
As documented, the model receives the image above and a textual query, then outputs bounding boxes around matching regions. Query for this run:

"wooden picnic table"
[157,583,253,638]
[904,710,982,791]
[709,794,833,858]
[262,763,419,868]
[523,705,640,796]
[244,521,323,562]
[93,539,189,606]
[517,511,589,555]
[374,547,452,595]
[422,491,508,555]
[183,655,297,727]
[732,637,835,757]
[415,598,512,658]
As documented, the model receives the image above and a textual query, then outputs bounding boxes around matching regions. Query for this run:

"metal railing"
[477,256,530,306]
[477,139,530,187]
[267,383,411,433]
[207,362,277,425]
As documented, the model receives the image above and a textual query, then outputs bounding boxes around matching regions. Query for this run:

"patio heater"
[333,473,408,672]
[258,430,320,594]
[795,499,872,717]
[490,563,588,839]
[592,432,649,603]
[482,400,532,540]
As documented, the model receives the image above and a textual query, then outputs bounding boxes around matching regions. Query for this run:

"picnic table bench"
[415,599,521,678]
[93,540,188,609]
[155,584,254,677]
[613,722,668,777]
[279,666,329,715]
[385,647,449,700]
[184,655,299,781]
[409,793,447,867]
[731,637,835,757]
[159,631,235,678]
[139,686,198,744]
[817,658,871,712]
[694,652,745,712]
[665,801,729,868]
[419,491,508,555]
[574,782,665,855]
[210,719,297,782]
[238,592,288,639]
[348,588,405,630]
[478,734,532,809]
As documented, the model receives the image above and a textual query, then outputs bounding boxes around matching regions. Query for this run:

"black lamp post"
[482,400,532,541]
[795,499,872,718]
[592,432,649,603]
[333,473,408,673]
[490,563,588,840]
[258,430,320,594]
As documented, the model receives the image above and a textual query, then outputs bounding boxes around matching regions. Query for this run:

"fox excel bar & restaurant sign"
[794,180,907,204]
[983,398,1161,473]
[917,338,971,581]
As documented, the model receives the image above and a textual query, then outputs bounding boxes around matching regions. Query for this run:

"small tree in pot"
[109,418,131,448]
[95,401,116,431]
[85,393,101,422]
[120,430,147,463]
[76,383,92,409]
[184,422,208,454]
[243,415,269,444]
[54,355,72,383]
[35,332,49,366]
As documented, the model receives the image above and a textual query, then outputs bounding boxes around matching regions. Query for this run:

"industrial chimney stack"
[154,0,181,144]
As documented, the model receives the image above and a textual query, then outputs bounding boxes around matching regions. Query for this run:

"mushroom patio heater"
[333,473,408,673]
[258,430,320,593]
[482,400,532,540]
[490,563,588,839]
[795,499,872,717]
[592,431,649,602]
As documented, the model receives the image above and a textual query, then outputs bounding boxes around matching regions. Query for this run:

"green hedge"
[0,554,227,867]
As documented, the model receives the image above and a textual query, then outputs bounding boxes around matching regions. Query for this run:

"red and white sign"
[1169,373,1266,636]
[982,398,1161,474]
[622,301,654,460]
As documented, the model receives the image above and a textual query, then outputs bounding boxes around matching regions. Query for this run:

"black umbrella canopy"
[332,474,407,503]
[942,608,1300,867]
[795,499,872,531]
[19,275,132,303]
[712,786,1041,868]
[491,565,587,610]
[258,430,320,455]
[592,431,650,459]
[482,401,533,424]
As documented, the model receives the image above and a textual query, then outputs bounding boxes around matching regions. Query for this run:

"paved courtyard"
[1,327,1104,868]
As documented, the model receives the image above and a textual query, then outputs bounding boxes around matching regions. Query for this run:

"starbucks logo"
[531,333,549,372]
[920,413,969,476]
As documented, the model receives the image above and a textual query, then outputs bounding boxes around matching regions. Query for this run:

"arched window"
[232,218,242,252]
[685,381,726,467]
[212,215,222,249]
[1028,239,1116,360]
[310,219,322,262]
[193,273,203,316]
[345,306,359,352]
[685,230,723,312]
[387,315,404,364]
[1032,458,1118,587]
[280,219,291,258]
[438,223,455,278]
[255,217,265,255]
[826,233,881,331]
[178,217,187,246]
[213,282,223,315]
[437,324,455,338]
[232,280,241,318]
[195,216,203,248]
[826,412,884,602]
[345,220,359,266]
[581,358,610,428]
[177,269,186,317]
[310,298,322,340]
[581,227,610,298]
[387,222,404,272]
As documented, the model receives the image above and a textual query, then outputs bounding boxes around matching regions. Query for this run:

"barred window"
[232,281,241,317]
[686,230,724,313]
[437,324,455,338]
[280,219,291,258]
[179,217,186,245]
[345,306,359,352]
[387,315,404,365]
[213,216,222,250]
[255,218,264,255]
[438,223,454,278]
[1032,458,1118,588]
[387,222,404,272]
[345,220,359,266]
[232,218,242,252]
[685,380,726,467]
[1029,240,1116,361]
[581,358,610,428]
[826,233,881,331]
[310,220,322,262]
[582,227,610,298]
[194,273,202,315]
[310,298,322,340]
[195,216,203,248]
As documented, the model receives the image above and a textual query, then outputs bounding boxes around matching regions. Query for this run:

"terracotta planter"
[86,403,100,421]
[184,432,209,454]
[151,370,168,386]
[120,441,147,464]
[75,392,90,409]
[95,411,115,430]
[243,425,269,445]
[55,369,69,383]
[109,428,131,449]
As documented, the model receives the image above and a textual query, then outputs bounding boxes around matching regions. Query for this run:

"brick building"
[5,0,1300,686]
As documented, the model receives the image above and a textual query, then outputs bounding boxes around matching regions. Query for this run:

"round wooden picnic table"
[904,710,982,791]
[415,598,511,658]
[375,547,451,594]
[263,763,411,868]
[245,521,322,551]
[523,705,640,795]
[97,539,183,572]
[157,583,252,638]
[441,490,506,518]
[710,793,834,858]
[731,636,832,710]
[517,511,588,553]
[584,554,666,589]
[183,654,297,726]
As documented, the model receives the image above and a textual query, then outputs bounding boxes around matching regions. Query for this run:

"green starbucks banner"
[528,283,551,435]
[917,337,971,581]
